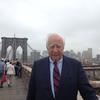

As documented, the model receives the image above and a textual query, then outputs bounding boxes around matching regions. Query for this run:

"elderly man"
[27,33,98,100]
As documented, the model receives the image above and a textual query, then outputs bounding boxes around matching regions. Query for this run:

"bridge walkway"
[0,76,26,100]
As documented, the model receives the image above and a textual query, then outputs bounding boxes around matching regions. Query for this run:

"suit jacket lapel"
[56,56,70,97]
[44,58,54,99]
[60,56,69,84]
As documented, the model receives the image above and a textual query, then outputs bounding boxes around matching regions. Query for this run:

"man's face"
[47,35,64,62]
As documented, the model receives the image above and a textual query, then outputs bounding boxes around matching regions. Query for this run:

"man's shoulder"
[63,55,81,64]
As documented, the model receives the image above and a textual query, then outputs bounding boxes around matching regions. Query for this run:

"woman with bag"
[1,65,7,83]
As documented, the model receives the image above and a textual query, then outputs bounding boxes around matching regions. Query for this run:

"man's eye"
[57,45,61,48]
[50,46,54,48]
[50,45,61,49]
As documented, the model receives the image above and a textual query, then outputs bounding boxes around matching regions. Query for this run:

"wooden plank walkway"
[0,76,26,100]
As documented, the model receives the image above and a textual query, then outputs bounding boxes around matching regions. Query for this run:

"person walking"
[17,61,22,78]
[6,61,15,87]
[0,59,5,88]
[15,61,22,78]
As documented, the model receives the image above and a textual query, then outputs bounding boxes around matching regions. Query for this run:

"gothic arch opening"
[6,46,13,60]
[16,46,23,61]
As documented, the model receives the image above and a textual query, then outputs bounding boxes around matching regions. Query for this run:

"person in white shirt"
[6,61,15,87]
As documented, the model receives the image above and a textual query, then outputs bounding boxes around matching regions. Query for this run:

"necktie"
[53,62,60,95]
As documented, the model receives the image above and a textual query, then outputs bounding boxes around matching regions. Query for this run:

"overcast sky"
[0,0,100,57]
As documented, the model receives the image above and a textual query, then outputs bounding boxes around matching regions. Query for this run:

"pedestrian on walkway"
[17,61,22,78]
[14,60,19,77]
[6,60,15,87]
[15,61,22,78]
[0,59,5,88]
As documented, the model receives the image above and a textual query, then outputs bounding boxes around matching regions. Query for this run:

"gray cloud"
[0,0,100,57]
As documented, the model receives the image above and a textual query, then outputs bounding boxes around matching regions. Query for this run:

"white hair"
[46,33,65,48]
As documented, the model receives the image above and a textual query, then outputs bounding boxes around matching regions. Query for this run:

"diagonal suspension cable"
[27,43,35,52]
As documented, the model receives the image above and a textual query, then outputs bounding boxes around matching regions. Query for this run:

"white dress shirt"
[49,58,63,97]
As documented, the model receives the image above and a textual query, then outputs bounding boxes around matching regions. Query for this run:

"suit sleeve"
[78,62,98,100]
[26,62,36,100]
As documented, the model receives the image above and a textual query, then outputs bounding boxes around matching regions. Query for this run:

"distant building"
[64,50,70,57]
[64,50,78,60]
[82,48,93,65]
[30,50,41,63]
[93,54,100,64]
[97,54,100,60]
[42,50,48,57]
[76,52,82,61]
[87,48,92,59]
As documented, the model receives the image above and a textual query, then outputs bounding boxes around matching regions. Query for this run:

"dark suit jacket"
[26,56,98,100]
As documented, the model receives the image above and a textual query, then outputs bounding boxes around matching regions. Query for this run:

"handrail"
[84,67,100,70]
[22,65,100,73]
[22,65,100,88]
[22,65,32,72]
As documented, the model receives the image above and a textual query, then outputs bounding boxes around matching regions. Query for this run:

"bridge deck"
[0,76,100,100]
[0,76,83,100]
[0,77,26,100]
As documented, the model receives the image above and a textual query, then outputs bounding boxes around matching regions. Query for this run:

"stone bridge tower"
[1,37,28,63]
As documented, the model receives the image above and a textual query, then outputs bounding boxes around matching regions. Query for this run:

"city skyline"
[0,0,100,57]
[0,36,99,58]
[5,46,100,58]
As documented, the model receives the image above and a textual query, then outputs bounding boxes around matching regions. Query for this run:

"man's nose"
[53,46,58,52]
